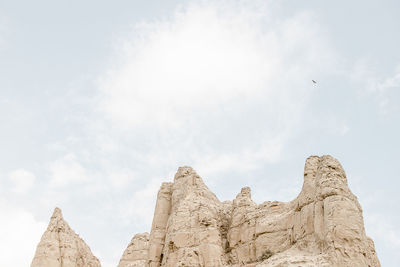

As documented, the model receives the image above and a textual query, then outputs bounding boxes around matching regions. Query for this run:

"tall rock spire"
[146,166,228,267]
[31,207,101,267]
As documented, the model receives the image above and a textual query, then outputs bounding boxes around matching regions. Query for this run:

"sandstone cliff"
[31,207,101,267]
[119,155,380,267]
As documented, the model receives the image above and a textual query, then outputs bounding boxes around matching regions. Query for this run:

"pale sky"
[0,0,399,266]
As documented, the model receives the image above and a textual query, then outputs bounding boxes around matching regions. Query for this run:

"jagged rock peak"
[238,186,251,197]
[171,165,220,205]
[234,186,256,207]
[118,233,150,267]
[52,206,63,218]
[174,166,197,181]
[121,155,381,267]
[31,207,101,267]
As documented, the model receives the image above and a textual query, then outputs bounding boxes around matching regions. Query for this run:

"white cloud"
[0,200,47,267]
[352,61,400,115]
[119,178,164,226]
[346,173,400,266]
[108,169,137,189]
[364,212,400,265]
[368,215,400,248]
[48,153,91,188]
[377,65,400,114]
[8,169,36,193]
[192,136,284,176]
[0,15,8,49]
[97,1,337,174]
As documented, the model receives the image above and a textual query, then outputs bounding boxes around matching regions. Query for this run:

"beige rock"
[33,156,380,266]
[118,233,150,267]
[122,155,380,267]
[31,207,101,267]
[148,182,173,267]
[159,167,227,267]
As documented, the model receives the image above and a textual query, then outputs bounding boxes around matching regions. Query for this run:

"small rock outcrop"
[118,233,150,267]
[31,207,101,267]
[120,155,381,267]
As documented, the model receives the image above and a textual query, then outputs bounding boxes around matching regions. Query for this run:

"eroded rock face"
[118,233,150,267]
[31,207,101,267]
[122,155,380,267]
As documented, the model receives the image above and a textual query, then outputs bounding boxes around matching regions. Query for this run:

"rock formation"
[118,233,150,267]
[32,155,380,266]
[31,207,101,267]
[119,155,381,267]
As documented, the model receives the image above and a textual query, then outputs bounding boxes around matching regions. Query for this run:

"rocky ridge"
[119,155,380,267]
[32,155,381,266]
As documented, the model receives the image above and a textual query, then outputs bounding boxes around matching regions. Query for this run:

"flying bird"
[312,80,317,84]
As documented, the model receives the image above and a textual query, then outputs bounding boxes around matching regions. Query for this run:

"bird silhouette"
[312,80,317,84]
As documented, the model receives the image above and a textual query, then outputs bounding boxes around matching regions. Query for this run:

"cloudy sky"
[1,0,399,266]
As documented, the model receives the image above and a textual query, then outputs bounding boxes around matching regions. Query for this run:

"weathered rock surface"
[121,155,380,267]
[118,233,150,267]
[31,207,101,267]
[32,155,380,266]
